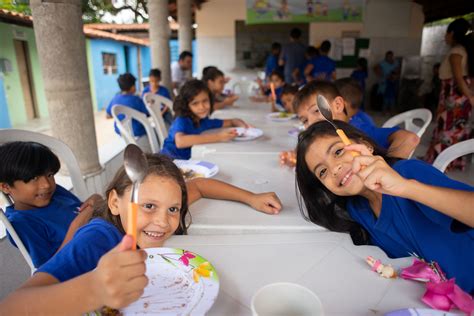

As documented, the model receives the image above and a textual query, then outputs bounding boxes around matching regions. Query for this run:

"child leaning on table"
[295,120,474,294]
[203,67,239,110]
[161,79,249,160]
[0,141,102,268]
[0,154,282,314]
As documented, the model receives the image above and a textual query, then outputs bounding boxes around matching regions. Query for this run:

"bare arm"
[450,54,474,104]
[57,207,94,251]
[175,131,237,148]
[402,180,474,228]
[387,129,420,159]
[186,178,281,214]
[222,119,248,128]
[304,63,314,77]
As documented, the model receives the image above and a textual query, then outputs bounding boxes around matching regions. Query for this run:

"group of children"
[0,56,473,313]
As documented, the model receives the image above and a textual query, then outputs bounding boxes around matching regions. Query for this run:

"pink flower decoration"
[179,251,196,266]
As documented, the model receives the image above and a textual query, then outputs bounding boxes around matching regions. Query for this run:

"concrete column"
[148,0,172,92]
[30,0,101,175]
[178,0,193,53]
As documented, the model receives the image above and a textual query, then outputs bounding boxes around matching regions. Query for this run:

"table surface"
[166,232,426,316]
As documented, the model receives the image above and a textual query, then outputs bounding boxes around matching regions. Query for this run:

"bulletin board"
[328,38,370,68]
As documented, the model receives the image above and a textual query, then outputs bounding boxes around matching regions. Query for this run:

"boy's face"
[1,174,56,210]
[208,76,225,94]
[110,174,182,249]
[296,93,347,128]
[149,76,161,89]
[270,75,284,88]
[281,93,295,113]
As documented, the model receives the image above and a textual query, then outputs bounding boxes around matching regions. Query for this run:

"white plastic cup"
[251,282,323,316]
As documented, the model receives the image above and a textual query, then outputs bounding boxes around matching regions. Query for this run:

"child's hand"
[78,194,104,213]
[218,129,238,142]
[279,150,296,167]
[232,119,250,128]
[249,192,282,215]
[91,235,148,309]
[346,144,409,196]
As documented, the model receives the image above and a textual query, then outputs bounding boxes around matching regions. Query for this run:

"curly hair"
[173,79,214,126]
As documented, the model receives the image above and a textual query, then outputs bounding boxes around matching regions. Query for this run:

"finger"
[356,158,384,180]
[120,261,147,278]
[112,249,148,267]
[363,170,384,192]
[124,274,148,292]
[345,144,373,156]
[115,234,135,252]
[351,155,379,174]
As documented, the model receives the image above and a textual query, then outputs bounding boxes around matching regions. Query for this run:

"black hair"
[447,18,474,76]
[295,121,398,245]
[271,42,282,51]
[117,73,136,91]
[293,80,340,113]
[356,57,368,72]
[306,46,319,58]
[149,68,162,78]
[290,27,302,39]
[335,77,363,109]
[320,40,331,53]
[270,70,284,82]
[93,154,190,235]
[0,141,60,186]
[281,84,299,96]
[385,50,394,57]
[202,66,218,78]
[179,51,193,60]
[173,79,214,126]
[202,67,224,83]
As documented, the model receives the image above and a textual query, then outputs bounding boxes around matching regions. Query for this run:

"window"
[102,53,117,75]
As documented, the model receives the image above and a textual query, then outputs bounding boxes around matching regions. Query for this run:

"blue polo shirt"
[311,56,336,81]
[265,55,281,78]
[5,185,81,268]
[265,86,284,108]
[349,111,376,128]
[161,116,224,160]
[141,85,171,100]
[347,159,474,293]
[106,93,150,137]
[349,119,400,150]
[37,218,123,282]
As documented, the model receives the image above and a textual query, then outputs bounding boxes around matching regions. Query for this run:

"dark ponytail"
[447,18,474,77]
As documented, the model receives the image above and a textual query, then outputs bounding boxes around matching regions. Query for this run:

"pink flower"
[179,251,196,266]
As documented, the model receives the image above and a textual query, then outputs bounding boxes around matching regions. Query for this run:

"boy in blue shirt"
[141,68,173,126]
[106,73,150,138]
[265,42,283,79]
[305,40,336,82]
[293,80,419,158]
[0,142,102,268]
[335,77,375,128]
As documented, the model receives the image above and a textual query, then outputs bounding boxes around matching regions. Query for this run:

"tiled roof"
[85,23,150,31]
[0,8,33,25]
[83,26,150,46]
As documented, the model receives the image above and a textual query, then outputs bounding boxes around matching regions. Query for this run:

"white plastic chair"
[432,139,474,172]
[382,109,432,138]
[143,93,169,148]
[232,80,259,96]
[0,129,89,273]
[111,105,160,153]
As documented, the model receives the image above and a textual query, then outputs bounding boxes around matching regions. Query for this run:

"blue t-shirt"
[161,116,224,160]
[37,218,123,282]
[350,70,368,92]
[106,94,150,137]
[311,56,336,81]
[349,119,399,150]
[5,185,81,268]
[349,111,376,128]
[141,85,171,100]
[265,55,280,78]
[265,86,284,108]
[280,42,306,83]
[347,160,474,293]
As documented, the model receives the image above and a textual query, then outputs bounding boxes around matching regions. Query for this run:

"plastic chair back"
[432,139,474,172]
[110,105,160,153]
[143,93,169,148]
[382,109,432,138]
[232,80,259,96]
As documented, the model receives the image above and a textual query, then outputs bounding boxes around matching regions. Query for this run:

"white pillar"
[30,0,101,175]
[178,0,193,53]
[148,0,172,92]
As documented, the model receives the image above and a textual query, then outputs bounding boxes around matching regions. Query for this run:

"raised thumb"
[115,234,135,252]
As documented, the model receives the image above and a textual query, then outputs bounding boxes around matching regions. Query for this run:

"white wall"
[195,0,246,73]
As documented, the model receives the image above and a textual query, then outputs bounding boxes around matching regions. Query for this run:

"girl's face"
[208,76,225,94]
[304,136,371,196]
[270,75,284,88]
[281,93,295,113]
[444,31,454,46]
[1,173,56,210]
[109,174,182,249]
[189,90,211,119]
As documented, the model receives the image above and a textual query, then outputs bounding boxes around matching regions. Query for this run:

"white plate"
[122,248,219,315]
[233,127,263,141]
[266,112,297,122]
[174,160,219,180]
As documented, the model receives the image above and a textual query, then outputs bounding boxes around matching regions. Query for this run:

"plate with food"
[233,127,263,141]
[121,248,219,315]
[266,112,297,122]
[174,160,219,180]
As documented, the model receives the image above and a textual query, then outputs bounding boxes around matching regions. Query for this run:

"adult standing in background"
[425,18,474,170]
[171,51,193,92]
[374,51,400,113]
[279,28,306,84]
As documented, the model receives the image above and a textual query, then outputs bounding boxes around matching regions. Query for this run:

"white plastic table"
[166,232,426,316]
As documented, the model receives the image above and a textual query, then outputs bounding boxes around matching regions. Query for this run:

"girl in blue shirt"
[0,141,102,268]
[161,79,249,160]
[295,121,474,293]
[0,154,283,314]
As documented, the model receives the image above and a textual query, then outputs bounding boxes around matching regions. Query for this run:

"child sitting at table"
[253,71,286,110]
[0,154,282,314]
[0,141,102,268]
[335,77,375,128]
[141,68,173,126]
[202,67,238,110]
[161,79,249,160]
[106,73,151,149]
[280,84,299,113]
[295,120,474,293]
